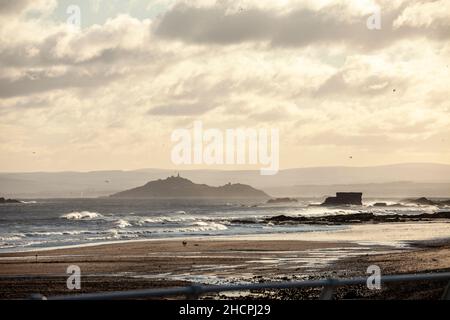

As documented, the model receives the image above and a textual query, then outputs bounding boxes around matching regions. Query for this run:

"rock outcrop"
[0,197,20,204]
[322,192,363,206]
[259,211,450,225]
[373,202,388,207]
[267,198,298,204]
[404,197,450,206]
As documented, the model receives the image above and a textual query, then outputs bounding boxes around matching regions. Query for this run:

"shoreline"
[2,220,449,255]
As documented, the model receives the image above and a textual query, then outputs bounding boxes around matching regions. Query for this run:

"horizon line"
[1,162,450,175]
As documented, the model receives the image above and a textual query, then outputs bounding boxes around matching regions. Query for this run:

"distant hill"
[1,163,450,198]
[110,175,270,199]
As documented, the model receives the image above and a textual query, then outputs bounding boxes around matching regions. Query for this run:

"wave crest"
[60,211,103,220]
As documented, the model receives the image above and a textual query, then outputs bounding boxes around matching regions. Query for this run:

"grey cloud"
[154,4,450,49]
[0,69,119,98]
[0,96,52,117]
[0,32,155,69]
[314,72,403,97]
[250,108,289,122]
[155,5,271,44]
[0,0,30,15]
[148,101,216,116]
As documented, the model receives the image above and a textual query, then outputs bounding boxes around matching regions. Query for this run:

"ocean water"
[0,198,441,252]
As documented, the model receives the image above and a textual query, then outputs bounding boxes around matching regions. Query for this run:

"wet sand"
[0,240,363,278]
[0,239,382,299]
[0,227,449,299]
[270,240,450,300]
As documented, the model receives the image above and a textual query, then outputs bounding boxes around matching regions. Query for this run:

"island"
[110,175,270,199]
[0,197,21,204]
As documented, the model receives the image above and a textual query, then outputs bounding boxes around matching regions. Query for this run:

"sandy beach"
[1,221,450,300]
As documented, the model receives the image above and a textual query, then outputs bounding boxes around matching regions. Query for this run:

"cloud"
[394,0,450,29]
[315,71,401,97]
[154,2,450,49]
[1,0,450,171]
[0,0,31,15]
[148,101,216,116]
[0,14,153,67]
[0,15,155,97]
[0,68,121,98]
[0,0,55,16]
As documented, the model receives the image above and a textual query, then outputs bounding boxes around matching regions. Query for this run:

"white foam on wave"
[24,230,92,237]
[136,216,197,225]
[60,211,103,220]
[114,219,132,228]
[0,234,25,241]
[177,221,229,233]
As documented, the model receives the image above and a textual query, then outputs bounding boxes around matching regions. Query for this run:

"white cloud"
[394,0,450,28]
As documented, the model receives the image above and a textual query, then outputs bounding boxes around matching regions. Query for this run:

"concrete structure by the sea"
[322,192,363,206]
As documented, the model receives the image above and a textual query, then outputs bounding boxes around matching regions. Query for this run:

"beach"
[1,222,450,300]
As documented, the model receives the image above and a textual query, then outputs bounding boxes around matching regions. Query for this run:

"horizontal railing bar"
[40,272,450,300]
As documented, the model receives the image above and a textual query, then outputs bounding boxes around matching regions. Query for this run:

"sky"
[0,0,449,172]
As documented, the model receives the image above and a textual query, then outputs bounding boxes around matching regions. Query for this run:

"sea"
[0,198,443,252]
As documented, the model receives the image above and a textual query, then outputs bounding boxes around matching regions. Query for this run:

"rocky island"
[110,175,270,199]
[0,197,20,204]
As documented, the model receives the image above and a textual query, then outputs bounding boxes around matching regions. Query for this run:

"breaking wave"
[60,211,103,220]
[177,221,229,233]
[135,216,197,225]
[0,234,25,241]
[114,219,132,228]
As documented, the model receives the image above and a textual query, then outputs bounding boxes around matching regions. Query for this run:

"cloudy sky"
[0,0,449,172]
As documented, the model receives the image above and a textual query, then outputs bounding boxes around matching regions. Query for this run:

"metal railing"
[31,272,450,300]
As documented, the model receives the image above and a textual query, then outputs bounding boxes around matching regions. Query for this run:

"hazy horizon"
[2,163,450,198]
[1,161,450,174]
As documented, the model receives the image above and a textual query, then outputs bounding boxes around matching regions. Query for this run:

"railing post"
[319,279,337,300]
[186,285,202,300]
[441,281,450,300]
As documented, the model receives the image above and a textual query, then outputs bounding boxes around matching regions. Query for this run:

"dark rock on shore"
[373,202,388,207]
[322,192,362,206]
[405,197,450,206]
[261,211,450,225]
[267,198,298,204]
[407,197,437,205]
[0,197,20,204]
